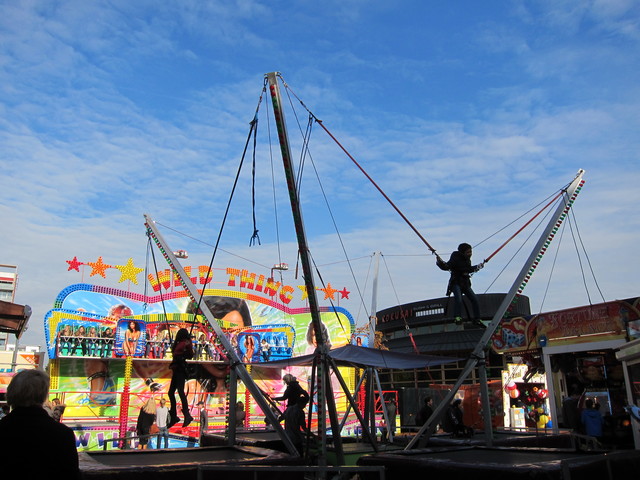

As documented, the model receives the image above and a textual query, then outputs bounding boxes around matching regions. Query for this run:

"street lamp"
[270,263,289,280]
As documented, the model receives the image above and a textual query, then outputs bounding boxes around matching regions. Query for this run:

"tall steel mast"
[265,72,344,465]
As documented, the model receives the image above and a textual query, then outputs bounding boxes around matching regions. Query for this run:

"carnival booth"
[491,298,637,446]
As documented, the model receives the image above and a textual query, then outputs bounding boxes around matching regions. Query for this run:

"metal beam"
[407,169,586,449]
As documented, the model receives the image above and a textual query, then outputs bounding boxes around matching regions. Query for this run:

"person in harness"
[437,243,485,326]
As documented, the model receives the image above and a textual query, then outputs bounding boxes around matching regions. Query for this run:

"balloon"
[538,389,548,399]
[506,381,517,391]
[509,389,520,399]
[537,415,549,428]
[532,387,539,393]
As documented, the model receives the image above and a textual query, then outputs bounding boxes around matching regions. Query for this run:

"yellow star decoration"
[319,282,338,300]
[115,258,144,284]
[298,285,308,301]
[87,256,110,278]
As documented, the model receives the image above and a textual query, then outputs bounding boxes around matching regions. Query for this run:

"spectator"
[235,401,246,428]
[561,387,582,431]
[136,396,156,449]
[155,397,170,449]
[198,400,208,439]
[0,369,79,479]
[581,398,604,439]
[416,396,434,426]
[445,399,473,437]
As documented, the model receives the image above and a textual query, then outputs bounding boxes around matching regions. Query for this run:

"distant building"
[0,264,18,350]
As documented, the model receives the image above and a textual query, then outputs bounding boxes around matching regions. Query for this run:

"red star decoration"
[87,256,111,278]
[339,287,350,299]
[319,282,338,300]
[66,256,83,272]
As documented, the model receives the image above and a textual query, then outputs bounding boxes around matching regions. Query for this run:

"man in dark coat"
[442,243,484,325]
[416,396,434,426]
[0,369,79,479]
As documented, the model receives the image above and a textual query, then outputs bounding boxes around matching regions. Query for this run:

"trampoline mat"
[85,446,267,466]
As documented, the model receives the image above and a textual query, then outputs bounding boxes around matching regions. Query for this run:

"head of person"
[425,396,432,406]
[458,243,473,257]
[283,373,296,385]
[585,398,594,409]
[175,328,191,343]
[452,399,462,407]
[7,369,50,408]
[142,396,156,414]
[159,398,166,407]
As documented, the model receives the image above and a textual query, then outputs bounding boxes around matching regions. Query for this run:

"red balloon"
[506,381,517,391]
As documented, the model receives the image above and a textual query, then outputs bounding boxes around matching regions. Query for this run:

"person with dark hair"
[168,328,194,428]
[444,399,473,437]
[581,398,604,439]
[416,396,434,426]
[561,387,582,431]
[441,243,484,326]
[0,369,79,479]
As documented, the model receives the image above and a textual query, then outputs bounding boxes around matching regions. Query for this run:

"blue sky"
[1,1,639,350]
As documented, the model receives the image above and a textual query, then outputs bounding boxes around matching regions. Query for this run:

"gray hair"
[6,369,50,408]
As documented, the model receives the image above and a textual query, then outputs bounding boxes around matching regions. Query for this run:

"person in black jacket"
[0,369,80,479]
[168,328,195,428]
[136,396,157,449]
[274,374,310,455]
[442,243,484,325]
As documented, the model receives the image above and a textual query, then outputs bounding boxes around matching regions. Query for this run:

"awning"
[0,300,31,339]
[256,344,462,370]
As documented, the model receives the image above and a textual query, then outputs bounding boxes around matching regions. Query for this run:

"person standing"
[136,396,156,449]
[0,369,80,479]
[441,243,484,326]
[446,399,473,437]
[385,397,397,439]
[581,398,604,439]
[156,397,170,449]
[198,400,209,439]
[416,396,434,426]
[235,401,246,428]
[561,387,582,431]
[168,328,195,428]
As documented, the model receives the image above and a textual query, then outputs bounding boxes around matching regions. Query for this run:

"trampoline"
[80,445,304,479]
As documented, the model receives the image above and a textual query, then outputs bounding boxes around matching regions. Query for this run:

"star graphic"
[298,285,308,301]
[339,287,351,299]
[87,256,110,278]
[115,258,144,284]
[319,282,338,300]
[66,256,83,272]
